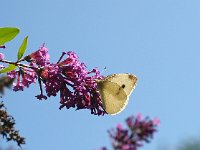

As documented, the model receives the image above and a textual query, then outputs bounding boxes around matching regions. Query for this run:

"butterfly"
[97,73,137,115]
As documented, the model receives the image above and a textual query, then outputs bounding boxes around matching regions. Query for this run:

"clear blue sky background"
[1,0,200,150]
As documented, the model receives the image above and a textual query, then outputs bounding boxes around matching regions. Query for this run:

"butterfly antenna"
[95,67,107,83]
[100,66,107,75]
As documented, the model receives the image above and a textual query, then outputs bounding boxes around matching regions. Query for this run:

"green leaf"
[0,64,17,74]
[0,27,20,45]
[17,36,28,60]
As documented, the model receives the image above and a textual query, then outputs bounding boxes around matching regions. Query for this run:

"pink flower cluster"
[6,45,106,115]
[106,114,159,150]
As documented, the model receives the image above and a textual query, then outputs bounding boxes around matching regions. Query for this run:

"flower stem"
[0,45,6,49]
[0,59,36,70]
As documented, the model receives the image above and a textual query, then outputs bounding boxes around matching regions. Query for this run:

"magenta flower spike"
[107,114,159,150]
[56,51,106,115]
[7,45,106,115]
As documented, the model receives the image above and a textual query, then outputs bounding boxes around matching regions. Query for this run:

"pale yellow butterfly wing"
[97,81,128,115]
[97,73,137,115]
[105,74,137,97]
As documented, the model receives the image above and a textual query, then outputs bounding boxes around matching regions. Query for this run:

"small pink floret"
[153,118,160,125]
[0,53,5,60]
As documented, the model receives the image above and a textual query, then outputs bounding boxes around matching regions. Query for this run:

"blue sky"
[1,0,200,150]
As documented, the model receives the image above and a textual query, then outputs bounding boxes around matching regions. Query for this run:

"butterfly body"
[97,74,137,115]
